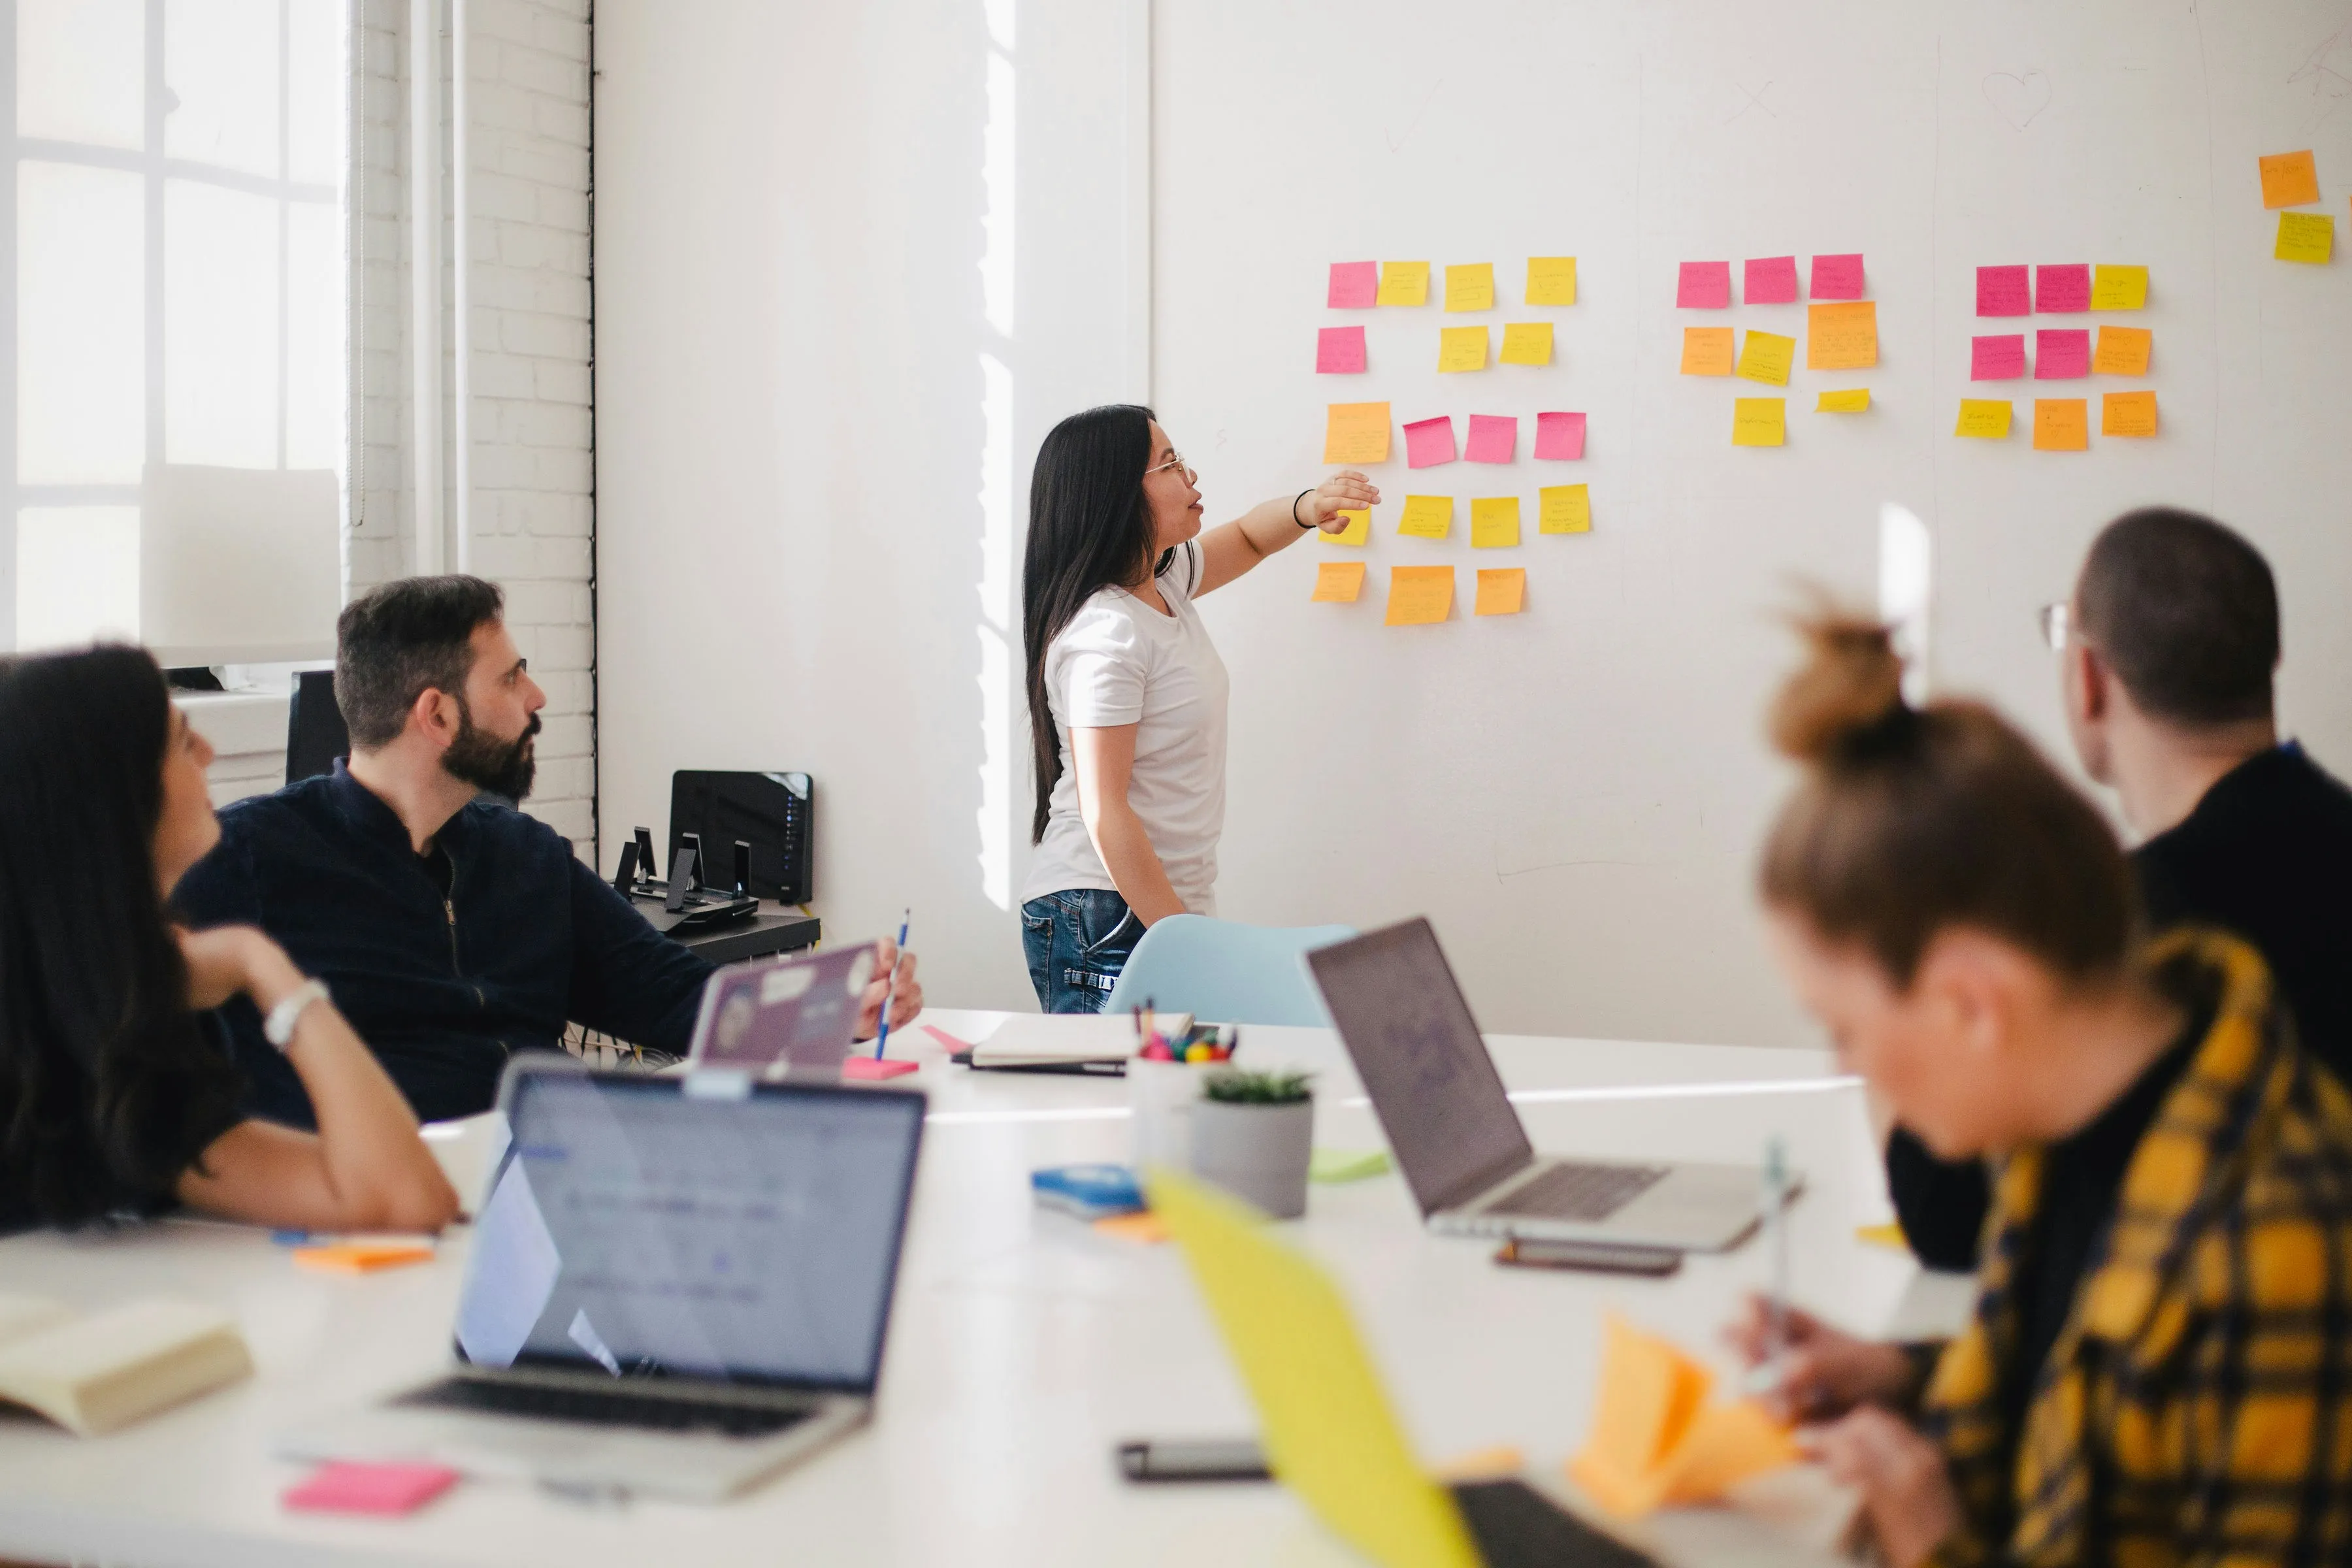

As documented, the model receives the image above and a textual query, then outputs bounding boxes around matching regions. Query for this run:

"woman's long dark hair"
[0,645,241,1226]
[1022,404,1162,844]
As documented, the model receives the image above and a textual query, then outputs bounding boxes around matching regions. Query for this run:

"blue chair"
[1103,915,1357,1027]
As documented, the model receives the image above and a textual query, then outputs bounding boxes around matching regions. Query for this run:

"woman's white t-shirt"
[1021,540,1230,915]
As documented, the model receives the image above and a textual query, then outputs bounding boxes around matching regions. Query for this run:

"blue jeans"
[1021,889,1142,1014]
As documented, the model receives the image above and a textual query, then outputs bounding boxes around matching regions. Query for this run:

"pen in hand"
[872,908,910,1061]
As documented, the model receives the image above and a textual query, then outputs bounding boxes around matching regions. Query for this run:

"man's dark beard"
[443,704,540,801]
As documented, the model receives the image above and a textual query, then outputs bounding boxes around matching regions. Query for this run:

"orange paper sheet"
[1384,566,1454,626]
[1806,302,1878,370]
[2259,149,2321,209]
[293,1243,436,1275]
[1311,561,1367,602]
[2034,397,2089,451]
[1680,327,1735,376]
[1566,1316,1800,1519]
[1323,402,1392,464]
[2101,390,2158,438]
[1474,568,1526,616]
[2091,325,2151,376]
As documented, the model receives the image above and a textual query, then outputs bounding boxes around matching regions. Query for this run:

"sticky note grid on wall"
[1958,259,2156,444]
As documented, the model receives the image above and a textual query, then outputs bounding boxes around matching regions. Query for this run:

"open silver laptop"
[1306,918,1779,1252]
[278,1057,926,1501]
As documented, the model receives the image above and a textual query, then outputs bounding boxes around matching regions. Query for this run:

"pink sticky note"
[1327,261,1378,309]
[2034,264,2090,314]
[1403,416,1458,468]
[921,1023,975,1054]
[1809,253,1865,300]
[285,1462,460,1516]
[1971,335,2027,380]
[1316,326,1366,374]
[2034,329,2091,379]
[1744,255,1799,304]
[1464,414,1517,464]
[1534,411,1587,460]
[1676,261,1731,309]
[1976,265,2030,316]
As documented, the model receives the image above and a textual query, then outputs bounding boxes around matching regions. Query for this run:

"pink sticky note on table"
[1971,335,2027,380]
[1976,265,2030,316]
[1809,253,1865,299]
[1676,261,1731,308]
[1316,326,1366,374]
[1327,261,1378,309]
[2034,329,2090,379]
[1403,416,1458,468]
[1744,255,1799,304]
[285,1462,459,1516]
[1534,411,1586,460]
[1464,414,1517,463]
[2034,265,2089,314]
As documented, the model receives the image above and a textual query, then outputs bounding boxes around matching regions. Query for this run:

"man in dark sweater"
[1886,508,2352,1269]
[174,576,921,1126]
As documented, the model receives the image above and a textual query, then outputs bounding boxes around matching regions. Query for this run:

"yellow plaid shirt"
[1913,930,2352,1568]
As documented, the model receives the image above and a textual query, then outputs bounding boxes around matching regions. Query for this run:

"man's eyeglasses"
[2038,600,2070,652]
[1145,452,1195,482]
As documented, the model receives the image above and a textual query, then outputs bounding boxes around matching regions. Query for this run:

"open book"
[970,1013,1190,1069]
[0,1294,253,1437]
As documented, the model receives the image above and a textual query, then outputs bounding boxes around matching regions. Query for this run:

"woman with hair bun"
[1723,612,2352,1568]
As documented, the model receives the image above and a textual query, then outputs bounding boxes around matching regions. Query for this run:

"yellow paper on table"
[1323,402,1392,464]
[1397,494,1453,539]
[1731,398,1786,448]
[1444,263,1494,312]
[2276,212,2334,264]
[2092,325,2151,376]
[1735,331,1794,386]
[1310,561,1367,603]
[1566,1316,1800,1520]
[2102,390,2159,438]
[1855,1220,1910,1250]
[1384,566,1454,626]
[1474,568,1526,616]
[1806,302,1878,370]
[1438,327,1489,372]
[2260,149,2321,209]
[1322,508,1370,546]
[1377,261,1429,306]
[1955,399,2012,438]
[2033,397,2089,451]
[1816,388,1870,412]
[1470,497,1521,548]
[2090,264,2148,310]
[1499,322,1554,365]
[1526,255,1577,306]
[1538,483,1591,534]
[1679,327,1735,376]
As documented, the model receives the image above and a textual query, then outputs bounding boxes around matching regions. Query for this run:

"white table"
[0,1013,1972,1567]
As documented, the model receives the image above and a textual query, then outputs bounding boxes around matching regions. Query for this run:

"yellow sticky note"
[1679,327,1735,376]
[2033,397,2089,451]
[1311,561,1367,602]
[1444,263,1495,312]
[1437,326,1489,372]
[1735,330,1794,386]
[1855,1221,1909,1250]
[1397,494,1453,539]
[1731,398,1786,448]
[1376,261,1429,306]
[1525,256,1577,306]
[1322,508,1370,546]
[1322,402,1392,464]
[2092,325,2151,376]
[1470,497,1521,548]
[1538,484,1590,534]
[1954,399,2012,438]
[1499,322,1554,365]
[2276,212,2334,264]
[1816,389,1870,412]
[1384,566,1454,626]
[1806,301,1878,370]
[1474,568,1526,616]
[2090,265,2148,310]
[2102,390,2159,438]
[2259,149,2321,209]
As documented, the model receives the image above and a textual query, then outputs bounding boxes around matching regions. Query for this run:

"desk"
[0,1014,1971,1568]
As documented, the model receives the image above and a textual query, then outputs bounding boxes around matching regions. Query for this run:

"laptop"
[1149,1169,1660,1568]
[1307,918,1778,1252]
[278,1058,926,1501]
[684,941,878,1075]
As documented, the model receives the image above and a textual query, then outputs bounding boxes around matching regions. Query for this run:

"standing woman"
[1019,405,1376,1012]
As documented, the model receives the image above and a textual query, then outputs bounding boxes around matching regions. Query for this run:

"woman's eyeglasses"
[2038,600,2070,652]
[1145,452,1196,482]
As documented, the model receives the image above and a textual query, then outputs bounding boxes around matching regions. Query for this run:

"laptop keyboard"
[1485,1162,1669,1221]
[398,1377,814,1439]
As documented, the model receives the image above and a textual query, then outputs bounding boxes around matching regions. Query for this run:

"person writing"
[1725,612,2352,1567]
[1017,404,1375,1012]
[0,646,457,1234]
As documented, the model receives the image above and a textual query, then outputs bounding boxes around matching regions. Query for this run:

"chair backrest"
[284,668,350,785]
[1103,915,1357,1027]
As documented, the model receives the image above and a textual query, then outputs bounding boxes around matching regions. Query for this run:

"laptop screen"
[453,1070,924,1394]
[1305,918,1533,1215]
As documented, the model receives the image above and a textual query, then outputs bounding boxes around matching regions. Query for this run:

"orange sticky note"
[1311,561,1367,602]
[1954,399,2012,439]
[2260,149,2321,209]
[1567,1316,1798,1520]
[2033,398,2089,451]
[1679,327,1734,376]
[1384,566,1453,626]
[1469,497,1520,548]
[2101,390,2159,438]
[1538,484,1591,534]
[1092,1212,1170,1245]
[1474,568,1526,616]
[1806,302,1878,370]
[1322,402,1392,464]
[293,1242,436,1275]
[1731,398,1786,448]
[2092,325,2151,376]
[1322,508,1370,546]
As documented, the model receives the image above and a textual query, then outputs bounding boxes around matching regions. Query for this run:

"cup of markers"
[1128,1002,1239,1171]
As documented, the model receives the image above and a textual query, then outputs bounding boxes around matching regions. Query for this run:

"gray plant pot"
[1189,1097,1314,1220]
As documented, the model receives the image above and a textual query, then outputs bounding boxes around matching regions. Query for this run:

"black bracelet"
[1293,488,1316,528]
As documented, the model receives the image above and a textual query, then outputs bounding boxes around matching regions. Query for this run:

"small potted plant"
[1188,1069,1315,1219]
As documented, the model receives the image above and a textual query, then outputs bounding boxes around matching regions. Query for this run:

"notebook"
[968,1013,1188,1070]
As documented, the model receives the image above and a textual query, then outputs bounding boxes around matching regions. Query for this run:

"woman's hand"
[1806,1407,1962,1568]
[176,924,305,1012]
[1723,1293,1918,1423]
[854,938,924,1041]
[1301,469,1381,532]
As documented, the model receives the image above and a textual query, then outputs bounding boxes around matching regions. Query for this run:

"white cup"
[1128,1059,1203,1172]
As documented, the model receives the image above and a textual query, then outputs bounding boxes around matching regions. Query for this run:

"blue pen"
[872,908,911,1060]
